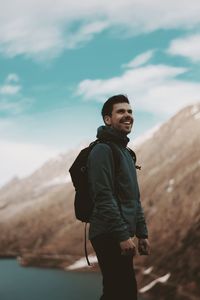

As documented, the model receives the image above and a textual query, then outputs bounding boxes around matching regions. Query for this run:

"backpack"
[69,139,140,223]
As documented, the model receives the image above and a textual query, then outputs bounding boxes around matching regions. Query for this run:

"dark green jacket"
[88,126,148,242]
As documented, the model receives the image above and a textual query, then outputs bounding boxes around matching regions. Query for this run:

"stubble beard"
[118,124,133,135]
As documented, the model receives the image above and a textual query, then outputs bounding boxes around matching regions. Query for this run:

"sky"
[0,0,200,186]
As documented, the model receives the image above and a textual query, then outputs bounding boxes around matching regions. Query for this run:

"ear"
[104,115,111,126]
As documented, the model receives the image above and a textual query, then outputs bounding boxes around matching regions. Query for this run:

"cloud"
[0,139,59,187]
[6,73,20,83]
[76,62,200,116]
[0,98,33,115]
[0,73,21,95]
[0,84,21,95]
[66,20,109,49]
[168,33,200,62]
[122,50,155,68]
[0,74,33,115]
[0,0,200,60]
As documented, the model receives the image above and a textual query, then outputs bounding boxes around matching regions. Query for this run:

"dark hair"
[101,94,130,119]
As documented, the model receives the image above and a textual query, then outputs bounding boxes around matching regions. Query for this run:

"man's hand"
[138,238,150,255]
[120,238,136,256]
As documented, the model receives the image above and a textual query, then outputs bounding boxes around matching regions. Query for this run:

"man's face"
[104,102,134,135]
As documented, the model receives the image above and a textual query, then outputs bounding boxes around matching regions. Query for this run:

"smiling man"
[88,94,150,300]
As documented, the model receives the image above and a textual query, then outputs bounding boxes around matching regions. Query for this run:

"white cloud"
[6,73,20,83]
[0,73,21,95]
[0,74,33,115]
[168,34,200,62]
[0,84,21,95]
[76,63,200,116]
[0,0,200,60]
[0,140,60,187]
[122,50,155,68]
[66,20,109,49]
[0,98,32,115]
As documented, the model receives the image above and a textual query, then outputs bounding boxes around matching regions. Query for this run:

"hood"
[96,126,129,147]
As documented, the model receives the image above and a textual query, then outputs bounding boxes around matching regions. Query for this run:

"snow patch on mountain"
[143,266,154,275]
[191,103,200,120]
[139,273,171,293]
[67,255,98,270]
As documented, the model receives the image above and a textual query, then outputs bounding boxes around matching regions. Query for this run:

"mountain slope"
[133,103,200,299]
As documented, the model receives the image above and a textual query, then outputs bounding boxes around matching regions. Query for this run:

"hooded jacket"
[87,126,148,242]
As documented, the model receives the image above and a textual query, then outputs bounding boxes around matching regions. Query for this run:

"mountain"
[0,103,200,299]
[0,147,87,263]
[133,102,200,300]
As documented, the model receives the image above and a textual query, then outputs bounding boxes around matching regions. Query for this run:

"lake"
[0,259,101,300]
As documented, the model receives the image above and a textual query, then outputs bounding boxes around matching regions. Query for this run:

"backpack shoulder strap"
[127,147,141,170]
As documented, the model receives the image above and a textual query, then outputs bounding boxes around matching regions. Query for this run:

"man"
[87,94,150,300]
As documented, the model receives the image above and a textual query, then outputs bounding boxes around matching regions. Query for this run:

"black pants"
[91,234,138,300]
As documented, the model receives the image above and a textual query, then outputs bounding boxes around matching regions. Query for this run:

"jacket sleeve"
[87,143,130,242]
[136,196,148,239]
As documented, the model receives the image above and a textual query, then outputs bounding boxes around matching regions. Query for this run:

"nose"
[125,111,134,121]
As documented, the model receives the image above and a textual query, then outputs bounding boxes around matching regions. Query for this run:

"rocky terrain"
[134,103,200,300]
[0,103,200,300]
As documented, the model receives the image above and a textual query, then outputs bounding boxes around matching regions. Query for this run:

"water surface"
[0,259,101,300]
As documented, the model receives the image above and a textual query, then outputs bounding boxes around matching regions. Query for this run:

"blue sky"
[0,0,200,186]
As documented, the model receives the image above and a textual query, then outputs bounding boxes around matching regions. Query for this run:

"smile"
[123,122,131,125]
